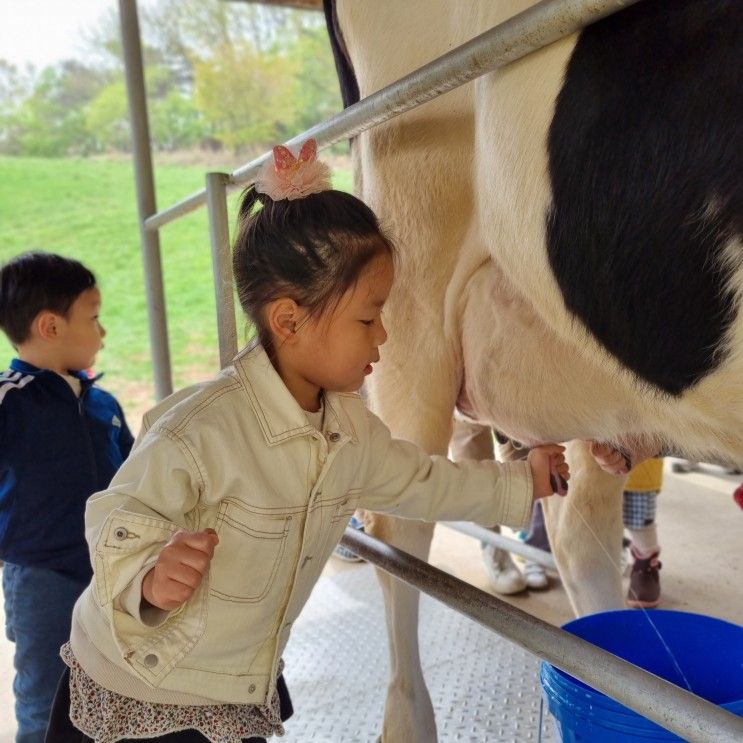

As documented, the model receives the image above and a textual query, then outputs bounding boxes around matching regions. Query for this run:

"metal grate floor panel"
[281,564,556,742]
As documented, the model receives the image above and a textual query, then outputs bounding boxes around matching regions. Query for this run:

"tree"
[1,0,343,157]
[193,40,296,152]
[15,62,106,156]
[284,17,342,134]
[0,60,32,154]
[149,87,208,151]
[85,79,130,152]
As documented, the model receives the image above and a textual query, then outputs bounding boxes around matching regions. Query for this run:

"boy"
[0,252,133,743]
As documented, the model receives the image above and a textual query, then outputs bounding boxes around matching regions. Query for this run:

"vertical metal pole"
[205,173,238,368]
[119,0,172,400]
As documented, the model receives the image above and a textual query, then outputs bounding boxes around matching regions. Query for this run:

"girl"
[46,139,569,743]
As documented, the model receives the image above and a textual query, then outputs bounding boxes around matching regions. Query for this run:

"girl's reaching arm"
[358,411,535,529]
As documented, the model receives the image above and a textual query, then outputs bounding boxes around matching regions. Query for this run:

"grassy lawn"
[0,156,352,429]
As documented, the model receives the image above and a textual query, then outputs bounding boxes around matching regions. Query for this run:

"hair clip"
[255,138,332,201]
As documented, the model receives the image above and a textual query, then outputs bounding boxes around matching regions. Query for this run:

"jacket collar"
[10,358,101,388]
[232,344,359,446]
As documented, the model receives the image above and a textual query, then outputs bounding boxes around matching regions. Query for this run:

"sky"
[0,0,118,69]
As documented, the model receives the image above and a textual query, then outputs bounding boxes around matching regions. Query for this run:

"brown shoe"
[626,548,661,609]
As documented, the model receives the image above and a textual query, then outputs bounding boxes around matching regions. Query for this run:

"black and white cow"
[325,0,742,740]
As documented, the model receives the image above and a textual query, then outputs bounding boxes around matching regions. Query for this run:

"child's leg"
[622,490,661,608]
[45,669,88,742]
[3,564,86,743]
[622,490,659,556]
[524,500,550,553]
[522,500,551,590]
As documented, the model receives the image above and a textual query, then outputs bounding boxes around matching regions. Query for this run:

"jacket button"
[143,653,158,668]
[114,527,128,540]
[248,684,256,693]
[328,432,341,442]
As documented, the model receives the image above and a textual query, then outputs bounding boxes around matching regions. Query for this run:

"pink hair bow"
[255,138,332,201]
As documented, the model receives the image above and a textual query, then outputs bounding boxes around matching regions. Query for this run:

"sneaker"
[333,515,365,562]
[620,536,631,576]
[626,548,661,608]
[671,460,699,474]
[523,560,549,590]
[482,544,527,595]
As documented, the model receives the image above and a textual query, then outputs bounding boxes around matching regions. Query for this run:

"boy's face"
[55,287,106,372]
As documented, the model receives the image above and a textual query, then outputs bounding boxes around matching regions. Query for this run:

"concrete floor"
[1,460,741,741]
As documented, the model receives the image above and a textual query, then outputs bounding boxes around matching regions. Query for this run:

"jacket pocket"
[93,510,179,607]
[211,499,290,602]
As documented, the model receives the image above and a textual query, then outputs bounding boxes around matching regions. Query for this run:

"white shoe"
[620,538,631,576]
[672,460,699,473]
[523,560,549,590]
[482,544,527,595]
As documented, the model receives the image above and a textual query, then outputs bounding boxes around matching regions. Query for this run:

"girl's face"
[287,252,393,410]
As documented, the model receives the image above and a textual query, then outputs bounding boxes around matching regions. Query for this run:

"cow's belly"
[458,260,743,467]
[459,261,632,444]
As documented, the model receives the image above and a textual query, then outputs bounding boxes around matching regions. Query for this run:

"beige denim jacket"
[70,345,533,706]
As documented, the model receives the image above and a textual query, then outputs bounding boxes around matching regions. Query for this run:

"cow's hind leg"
[542,439,625,615]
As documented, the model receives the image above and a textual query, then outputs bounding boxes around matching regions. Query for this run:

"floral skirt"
[58,643,291,743]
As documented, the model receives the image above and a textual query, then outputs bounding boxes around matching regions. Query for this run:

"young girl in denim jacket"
[47,140,569,743]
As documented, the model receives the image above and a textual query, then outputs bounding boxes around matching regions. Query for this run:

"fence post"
[205,173,238,368]
[119,0,172,400]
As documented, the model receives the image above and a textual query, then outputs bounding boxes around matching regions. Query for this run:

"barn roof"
[225,0,323,10]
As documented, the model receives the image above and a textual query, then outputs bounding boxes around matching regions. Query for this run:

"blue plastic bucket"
[540,610,743,741]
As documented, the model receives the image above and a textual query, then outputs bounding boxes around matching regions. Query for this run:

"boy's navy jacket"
[0,359,134,582]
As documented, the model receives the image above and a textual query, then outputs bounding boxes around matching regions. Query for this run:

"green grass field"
[0,156,352,428]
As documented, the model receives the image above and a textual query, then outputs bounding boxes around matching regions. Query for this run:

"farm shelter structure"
[6,1,730,741]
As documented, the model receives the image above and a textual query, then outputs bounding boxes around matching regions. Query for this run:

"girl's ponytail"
[237,185,265,224]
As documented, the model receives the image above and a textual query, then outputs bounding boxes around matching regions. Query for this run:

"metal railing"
[118,0,743,739]
[443,521,557,570]
[340,528,743,742]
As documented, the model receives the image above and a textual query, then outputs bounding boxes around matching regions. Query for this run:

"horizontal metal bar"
[145,0,641,231]
[144,187,210,232]
[442,521,557,570]
[340,528,743,742]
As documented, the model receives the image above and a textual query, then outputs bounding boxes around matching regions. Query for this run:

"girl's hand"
[527,444,570,499]
[142,528,219,611]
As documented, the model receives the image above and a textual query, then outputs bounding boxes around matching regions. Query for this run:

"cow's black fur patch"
[547,0,742,395]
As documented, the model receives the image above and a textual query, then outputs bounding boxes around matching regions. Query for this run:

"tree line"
[0,0,342,157]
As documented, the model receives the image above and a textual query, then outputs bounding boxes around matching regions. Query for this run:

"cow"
[324,0,742,740]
